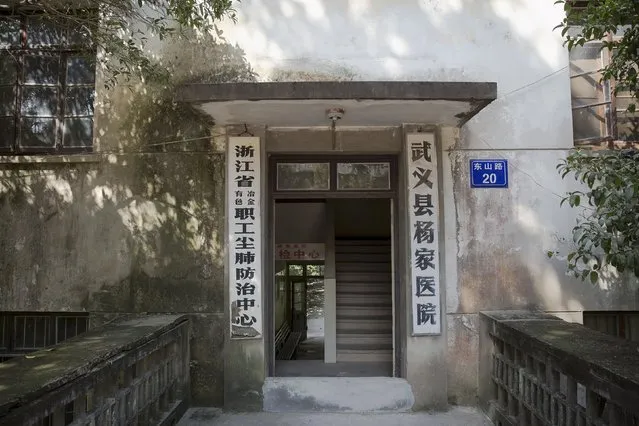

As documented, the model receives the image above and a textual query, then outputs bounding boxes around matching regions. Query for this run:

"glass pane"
[288,264,303,276]
[21,87,58,116]
[277,163,329,191]
[569,44,602,76]
[0,55,17,85]
[24,56,60,84]
[63,118,93,147]
[20,118,56,148]
[306,264,324,277]
[67,22,94,47]
[65,87,94,116]
[570,74,601,102]
[0,17,21,47]
[0,86,15,116]
[27,17,62,47]
[337,162,391,190]
[67,57,96,84]
[0,117,15,148]
[572,105,606,141]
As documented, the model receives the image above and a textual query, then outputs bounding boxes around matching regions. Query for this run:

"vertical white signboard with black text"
[228,137,262,339]
[407,133,441,336]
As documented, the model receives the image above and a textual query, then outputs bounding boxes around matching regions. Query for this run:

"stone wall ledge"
[480,310,639,424]
[0,314,190,424]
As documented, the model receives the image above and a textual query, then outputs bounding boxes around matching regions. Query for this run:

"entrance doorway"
[268,156,399,378]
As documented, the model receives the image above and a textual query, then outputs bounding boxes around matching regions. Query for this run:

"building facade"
[1,0,638,410]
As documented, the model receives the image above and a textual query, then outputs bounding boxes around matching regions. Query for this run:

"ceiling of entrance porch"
[176,81,497,127]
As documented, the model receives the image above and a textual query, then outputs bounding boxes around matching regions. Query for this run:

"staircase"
[335,239,393,364]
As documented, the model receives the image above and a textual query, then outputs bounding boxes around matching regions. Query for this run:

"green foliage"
[2,0,239,88]
[556,0,639,104]
[556,150,639,282]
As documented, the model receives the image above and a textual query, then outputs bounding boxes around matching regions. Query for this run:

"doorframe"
[266,154,403,377]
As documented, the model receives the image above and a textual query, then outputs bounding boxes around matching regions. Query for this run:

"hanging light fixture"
[326,108,345,150]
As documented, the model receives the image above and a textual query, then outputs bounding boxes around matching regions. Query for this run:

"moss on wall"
[0,31,257,407]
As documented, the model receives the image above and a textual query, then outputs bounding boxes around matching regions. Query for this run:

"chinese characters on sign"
[228,137,262,339]
[407,134,441,335]
[470,159,508,188]
[275,243,326,261]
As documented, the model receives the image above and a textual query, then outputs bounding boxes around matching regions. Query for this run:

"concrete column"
[324,200,337,363]
[224,125,266,411]
[401,124,448,410]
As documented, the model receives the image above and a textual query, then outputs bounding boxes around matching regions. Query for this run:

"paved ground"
[178,407,493,426]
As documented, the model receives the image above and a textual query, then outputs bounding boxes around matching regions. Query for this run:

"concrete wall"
[0,154,226,405]
[211,0,639,408]
[2,0,638,413]
[0,32,256,407]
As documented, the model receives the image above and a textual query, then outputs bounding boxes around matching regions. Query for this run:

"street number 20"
[482,173,497,184]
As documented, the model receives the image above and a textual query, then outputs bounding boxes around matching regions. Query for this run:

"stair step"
[337,319,393,332]
[337,295,391,305]
[337,300,391,307]
[335,245,392,254]
[337,349,393,362]
[335,254,391,263]
[336,263,392,273]
[263,377,414,412]
[337,334,392,345]
[337,306,392,317]
[338,328,393,335]
[336,272,392,282]
[337,288,391,296]
[337,341,393,350]
[335,239,391,246]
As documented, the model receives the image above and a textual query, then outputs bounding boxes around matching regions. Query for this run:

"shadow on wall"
[0,32,256,314]
[212,0,604,310]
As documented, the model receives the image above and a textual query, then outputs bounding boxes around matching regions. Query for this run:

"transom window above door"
[272,157,396,194]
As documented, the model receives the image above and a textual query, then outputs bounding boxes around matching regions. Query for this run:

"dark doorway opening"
[268,155,399,378]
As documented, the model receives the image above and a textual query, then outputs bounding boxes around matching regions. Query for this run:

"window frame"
[0,11,96,154]
[270,155,397,198]
[569,37,639,145]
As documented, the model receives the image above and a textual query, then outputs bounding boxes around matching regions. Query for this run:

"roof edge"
[176,81,498,104]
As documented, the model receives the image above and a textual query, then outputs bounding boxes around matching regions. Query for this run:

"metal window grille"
[13,315,50,350]
[0,315,6,350]
[0,11,96,154]
[55,315,89,344]
[0,312,90,362]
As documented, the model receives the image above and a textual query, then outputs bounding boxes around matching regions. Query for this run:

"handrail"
[479,310,639,426]
[0,314,190,426]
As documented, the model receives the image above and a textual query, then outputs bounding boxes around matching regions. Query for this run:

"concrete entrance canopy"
[176,81,497,127]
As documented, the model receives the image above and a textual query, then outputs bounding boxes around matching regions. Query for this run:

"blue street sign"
[470,159,508,188]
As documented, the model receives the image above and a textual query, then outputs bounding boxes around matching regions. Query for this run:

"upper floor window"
[569,42,639,145]
[0,13,96,154]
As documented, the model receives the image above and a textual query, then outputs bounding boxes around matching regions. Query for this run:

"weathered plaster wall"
[0,153,226,404]
[441,128,639,406]
[211,0,638,408]
[0,31,257,407]
[2,0,635,413]
[217,0,571,145]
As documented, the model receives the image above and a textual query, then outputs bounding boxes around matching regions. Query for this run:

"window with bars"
[0,12,96,154]
[0,312,89,362]
[569,42,639,145]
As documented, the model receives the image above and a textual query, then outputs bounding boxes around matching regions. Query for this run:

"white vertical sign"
[228,137,262,339]
[407,133,441,335]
